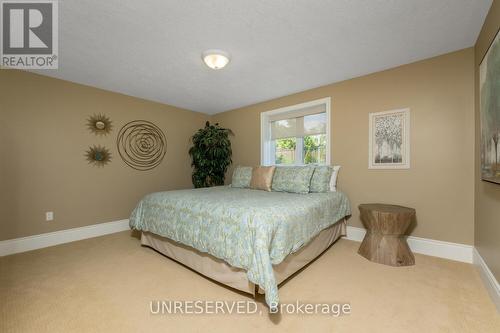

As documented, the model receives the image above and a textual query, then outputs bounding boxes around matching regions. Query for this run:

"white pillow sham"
[329,165,341,192]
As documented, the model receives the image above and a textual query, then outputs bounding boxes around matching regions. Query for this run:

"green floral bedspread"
[129,186,351,308]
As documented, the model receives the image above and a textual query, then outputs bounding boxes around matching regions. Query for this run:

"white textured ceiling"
[34,0,492,114]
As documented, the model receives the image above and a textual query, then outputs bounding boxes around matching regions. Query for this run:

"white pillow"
[329,165,341,191]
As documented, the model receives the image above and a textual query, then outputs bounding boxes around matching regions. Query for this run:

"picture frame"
[369,108,410,169]
[479,28,500,184]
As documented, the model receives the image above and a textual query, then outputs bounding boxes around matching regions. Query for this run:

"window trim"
[260,97,331,166]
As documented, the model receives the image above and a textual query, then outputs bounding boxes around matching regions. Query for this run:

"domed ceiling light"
[202,49,230,70]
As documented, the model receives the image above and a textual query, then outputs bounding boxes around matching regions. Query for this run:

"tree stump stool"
[358,204,415,266]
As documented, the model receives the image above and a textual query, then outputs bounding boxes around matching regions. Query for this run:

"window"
[261,98,331,166]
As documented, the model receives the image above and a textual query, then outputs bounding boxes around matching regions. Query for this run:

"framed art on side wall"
[369,108,410,169]
[480,28,500,184]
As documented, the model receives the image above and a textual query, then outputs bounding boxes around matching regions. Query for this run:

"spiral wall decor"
[117,120,167,171]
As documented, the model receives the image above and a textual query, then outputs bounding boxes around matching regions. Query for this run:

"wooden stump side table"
[358,204,415,267]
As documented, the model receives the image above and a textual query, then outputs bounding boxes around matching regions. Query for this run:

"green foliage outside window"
[275,134,326,165]
[303,134,326,164]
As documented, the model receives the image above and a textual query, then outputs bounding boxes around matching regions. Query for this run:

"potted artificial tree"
[189,121,233,188]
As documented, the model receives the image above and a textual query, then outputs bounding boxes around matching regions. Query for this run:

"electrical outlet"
[45,211,54,221]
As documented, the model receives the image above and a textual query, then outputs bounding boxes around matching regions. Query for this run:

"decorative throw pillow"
[309,166,334,193]
[271,166,315,194]
[231,166,252,188]
[250,166,276,191]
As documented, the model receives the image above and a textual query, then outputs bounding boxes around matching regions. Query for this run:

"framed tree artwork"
[480,28,500,184]
[369,108,410,169]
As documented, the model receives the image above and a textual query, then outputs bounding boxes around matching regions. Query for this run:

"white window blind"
[270,106,326,140]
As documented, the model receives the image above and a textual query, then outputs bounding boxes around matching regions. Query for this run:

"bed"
[129,186,351,308]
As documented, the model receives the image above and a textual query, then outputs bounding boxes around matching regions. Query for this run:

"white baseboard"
[0,219,130,257]
[345,226,473,263]
[473,248,500,312]
[0,222,475,264]
[344,225,368,242]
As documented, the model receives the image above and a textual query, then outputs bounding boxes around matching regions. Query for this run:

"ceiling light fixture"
[202,49,230,70]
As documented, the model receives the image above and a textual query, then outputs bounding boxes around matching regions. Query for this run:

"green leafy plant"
[189,121,233,188]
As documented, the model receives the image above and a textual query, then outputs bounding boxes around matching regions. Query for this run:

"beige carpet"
[1,231,498,333]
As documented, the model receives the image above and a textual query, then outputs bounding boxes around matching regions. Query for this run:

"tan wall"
[474,0,500,280]
[214,48,475,245]
[0,70,208,241]
[0,44,480,248]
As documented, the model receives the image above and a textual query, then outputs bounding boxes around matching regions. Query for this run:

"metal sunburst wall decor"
[117,120,167,171]
[87,114,112,136]
[85,145,112,167]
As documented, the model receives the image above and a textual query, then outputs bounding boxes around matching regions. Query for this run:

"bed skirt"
[140,218,346,296]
